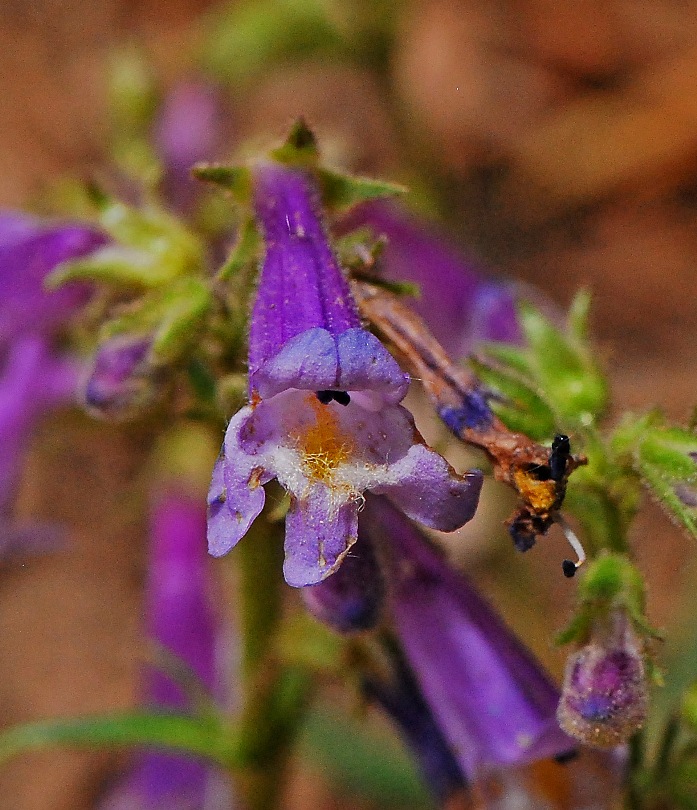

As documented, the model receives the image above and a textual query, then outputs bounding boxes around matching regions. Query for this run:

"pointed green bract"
[317,167,407,212]
[476,295,608,440]
[612,412,697,539]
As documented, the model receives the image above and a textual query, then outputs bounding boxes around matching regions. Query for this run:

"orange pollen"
[293,395,355,482]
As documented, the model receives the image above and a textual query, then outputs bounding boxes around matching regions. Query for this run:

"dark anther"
[562,559,577,578]
[316,390,351,406]
[550,434,571,482]
[554,748,579,765]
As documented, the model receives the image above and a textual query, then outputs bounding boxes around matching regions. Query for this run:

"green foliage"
[202,0,346,83]
[475,292,608,439]
[48,198,203,289]
[192,164,253,205]
[556,552,659,646]
[612,412,697,539]
[0,712,237,768]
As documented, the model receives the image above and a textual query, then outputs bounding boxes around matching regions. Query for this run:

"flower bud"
[84,333,161,420]
[557,611,648,748]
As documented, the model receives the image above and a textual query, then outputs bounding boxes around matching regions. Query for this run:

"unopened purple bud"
[557,613,648,748]
[301,533,384,632]
[84,334,160,419]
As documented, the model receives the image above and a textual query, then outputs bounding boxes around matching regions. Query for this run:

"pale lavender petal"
[252,328,338,399]
[336,328,409,405]
[365,497,575,778]
[283,486,358,586]
[248,161,360,377]
[374,445,483,532]
[207,411,271,557]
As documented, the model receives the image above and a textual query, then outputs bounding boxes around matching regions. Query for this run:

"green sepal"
[555,607,592,647]
[641,463,697,539]
[567,287,593,343]
[317,167,407,213]
[98,277,211,367]
[271,119,320,166]
[192,164,253,206]
[558,552,660,646]
[0,712,238,768]
[217,217,261,281]
[469,357,556,440]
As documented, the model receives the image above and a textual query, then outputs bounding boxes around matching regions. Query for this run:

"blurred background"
[1,1,697,807]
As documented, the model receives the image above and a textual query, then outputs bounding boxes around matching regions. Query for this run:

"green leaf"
[317,167,407,212]
[0,712,237,767]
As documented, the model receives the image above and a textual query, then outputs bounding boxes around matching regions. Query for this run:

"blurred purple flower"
[207,160,482,587]
[0,213,104,557]
[362,496,576,780]
[362,646,467,803]
[154,81,226,215]
[99,490,234,810]
[0,212,106,341]
[342,201,520,357]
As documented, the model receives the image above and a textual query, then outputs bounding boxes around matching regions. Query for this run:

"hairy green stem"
[234,512,311,810]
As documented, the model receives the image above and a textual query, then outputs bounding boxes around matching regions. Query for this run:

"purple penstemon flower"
[99,490,233,810]
[207,160,483,587]
[361,496,576,779]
